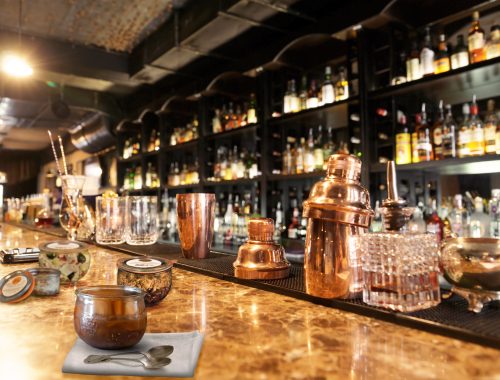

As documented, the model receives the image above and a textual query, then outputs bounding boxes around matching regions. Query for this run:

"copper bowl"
[74,285,147,349]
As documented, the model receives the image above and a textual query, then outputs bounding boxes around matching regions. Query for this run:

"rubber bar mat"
[6,222,499,349]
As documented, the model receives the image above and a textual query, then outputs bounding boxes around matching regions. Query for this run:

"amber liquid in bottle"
[432,100,445,160]
[468,11,486,63]
[416,104,434,162]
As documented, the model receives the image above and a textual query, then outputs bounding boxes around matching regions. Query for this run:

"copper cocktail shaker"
[176,193,215,259]
[233,218,290,279]
[303,154,373,299]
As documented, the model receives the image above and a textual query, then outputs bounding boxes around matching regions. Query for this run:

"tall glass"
[126,196,159,245]
[95,196,127,244]
[59,175,86,241]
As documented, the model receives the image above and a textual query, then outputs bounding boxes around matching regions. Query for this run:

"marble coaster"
[62,331,204,378]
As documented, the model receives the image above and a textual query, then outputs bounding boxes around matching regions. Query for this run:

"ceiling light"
[1,53,33,77]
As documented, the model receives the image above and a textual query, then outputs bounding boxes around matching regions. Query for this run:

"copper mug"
[176,193,216,259]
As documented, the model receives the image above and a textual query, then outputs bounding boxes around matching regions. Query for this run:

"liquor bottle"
[468,11,486,63]
[408,204,426,233]
[335,67,349,101]
[304,129,315,173]
[145,162,153,187]
[179,164,188,185]
[147,129,156,152]
[123,168,130,190]
[369,200,383,232]
[442,104,457,158]
[172,162,180,186]
[426,199,444,242]
[391,52,407,85]
[226,102,235,130]
[420,27,435,76]
[322,126,334,168]
[299,75,308,111]
[434,34,450,74]
[134,166,142,190]
[449,194,470,237]
[274,201,284,240]
[321,66,335,105]
[283,144,293,175]
[406,40,422,81]
[489,189,500,238]
[307,80,319,109]
[221,104,229,131]
[295,139,304,174]
[432,100,445,160]
[287,207,300,239]
[484,99,498,154]
[470,197,490,237]
[123,138,131,159]
[154,130,160,151]
[450,34,470,69]
[395,113,411,165]
[212,109,222,133]
[411,114,420,163]
[416,103,433,161]
[289,79,300,113]
[458,103,471,158]
[283,81,292,114]
[247,93,258,124]
[468,95,485,156]
[313,126,324,171]
[486,23,500,59]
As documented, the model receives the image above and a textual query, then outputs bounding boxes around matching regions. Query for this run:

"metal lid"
[247,218,275,242]
[117,257,172,274]
[39,240,88,254]
[302,154,373,227]
[0,270,35,303]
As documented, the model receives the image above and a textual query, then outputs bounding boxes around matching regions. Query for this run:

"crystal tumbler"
[95,196,127,244]
[126,196,159,245]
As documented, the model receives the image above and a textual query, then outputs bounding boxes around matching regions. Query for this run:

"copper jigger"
[176,193,216,259]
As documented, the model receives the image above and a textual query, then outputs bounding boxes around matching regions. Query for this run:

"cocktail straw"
[47,130,62,176]
[58,135,68,176]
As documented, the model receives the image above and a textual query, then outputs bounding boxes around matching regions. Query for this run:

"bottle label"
[442,130,456,158]
[420,48,435,75]
[451,52,469,69]
[484,124,497,153]
[307,97,319,109]
[496,130,500,154]
[395,133,412,164]
[468,33,485,51]
[434,58,450,74]
[290,97,300,113]
[322,85,335,104]
[411,132,419,163]
[417,131,433,160]
[406,58,421,81]
[458,129,470,157]
[468,127,485,155]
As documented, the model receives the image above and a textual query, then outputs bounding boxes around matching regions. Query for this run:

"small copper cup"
[176,193,216,259]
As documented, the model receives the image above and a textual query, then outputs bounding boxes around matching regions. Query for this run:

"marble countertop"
[0,223,498,380]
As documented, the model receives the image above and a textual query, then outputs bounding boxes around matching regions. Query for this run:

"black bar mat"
[6,222,500,349]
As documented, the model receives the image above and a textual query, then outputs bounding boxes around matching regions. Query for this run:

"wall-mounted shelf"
[268,172,325,181]
[118,155,142,163]
[204,178,261,186]
[167,183,201,190]
[205,124,258,140]
[163,140,199,152]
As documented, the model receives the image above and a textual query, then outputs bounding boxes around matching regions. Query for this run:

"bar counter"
[0,223,498,380]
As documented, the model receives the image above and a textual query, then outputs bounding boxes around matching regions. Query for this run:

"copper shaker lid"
[248,218,274,242]
[303,154,373,227]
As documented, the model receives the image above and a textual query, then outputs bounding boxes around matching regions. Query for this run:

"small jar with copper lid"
[233,218,290,280]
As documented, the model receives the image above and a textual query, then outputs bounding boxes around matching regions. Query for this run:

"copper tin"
[176,193,216,259]
[234,218,290,280]
[303,154,373,299]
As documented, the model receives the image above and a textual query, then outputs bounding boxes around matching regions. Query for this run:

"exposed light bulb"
[1,53,33,77]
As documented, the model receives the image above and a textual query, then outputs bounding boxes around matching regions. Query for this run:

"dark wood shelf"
[142,187,160,193]
[267,96,358,125]
[118,155,142,163]
[142,150,160,157]
[119,188,143,194]
[369,56,500,100]
[166,183,200,190]
[370,154,500,175]
[205,123,258,140]
[267,171,325,181]
[203,177,261,186]
[163,140,198,152]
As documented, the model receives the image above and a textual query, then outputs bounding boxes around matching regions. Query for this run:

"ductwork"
[69,112,115,154]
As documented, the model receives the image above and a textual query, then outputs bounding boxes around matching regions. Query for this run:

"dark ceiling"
[0,0,495,152]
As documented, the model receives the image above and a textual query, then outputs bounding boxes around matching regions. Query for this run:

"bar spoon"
[84,345,174,364]
[94,356,172,369]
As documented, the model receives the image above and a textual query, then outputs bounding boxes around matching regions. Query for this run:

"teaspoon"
[84,345,174,364]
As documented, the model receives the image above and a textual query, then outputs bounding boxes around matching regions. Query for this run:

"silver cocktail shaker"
[303,154,373,299]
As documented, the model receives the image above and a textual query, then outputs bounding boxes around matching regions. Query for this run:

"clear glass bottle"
[335,66,349,101]
[282,143,293,175]
[449,194,470,237]
[458,103,471,158]
[299,75,308,111]
[295,140,304,174]
[313,125,324,171]
[434,34,450,74]
[247,93,258,124]
[470,197,490,237]
[442,104,457,158]
[468,11,486,63]
[274,201,285,240]
[432,100,445,160]
[489,189,500,238]
[406,40,422,81]
[408,204,426,233]
[321,66,335,105]
[468,95,485,156]
[485,23,500,59]
[304,129,315,173]
[451,34,469,69]
[420,27,435,76]
[289,79,300,113]
[307,80,319,109]
[484,99,498,154]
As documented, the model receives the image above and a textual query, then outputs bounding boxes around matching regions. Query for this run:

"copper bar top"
[0,223,498,380]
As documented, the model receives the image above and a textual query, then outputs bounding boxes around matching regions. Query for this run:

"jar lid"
[0,270,35,303]
[39,240,88,254]
[117,257,172,274]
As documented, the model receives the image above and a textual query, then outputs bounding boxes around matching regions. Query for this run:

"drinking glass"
[59,175,86,241]
[95,196,127,244]
[126,196,159,245]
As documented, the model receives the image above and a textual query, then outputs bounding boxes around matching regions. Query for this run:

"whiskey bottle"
[442,104,457,159]
[299,75,308,111]
[391,52,407,85]
[458,103,471,158]
[321,66,335,105]
[304,129,315,173]
[322,126,334,169]
[468,95,485,156]
[306,80,319,109]
[450,34,469,69]
[432,100,445,160]
[416,103,434,161]
[295,140,305,174]
[468,11,486,63]
[411,114,420,163]
[426,199,444,242]
[283,144,293,175]
[313,126,324,171]
[486,23,500,60]
[420,27,435,76]
[212,109,222,133]
[335,66,349,101]
[406,40,422,81]
[247,93,258,124]
[484,99,498,154]
[395,113,411,165]
[434,34,450,74]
